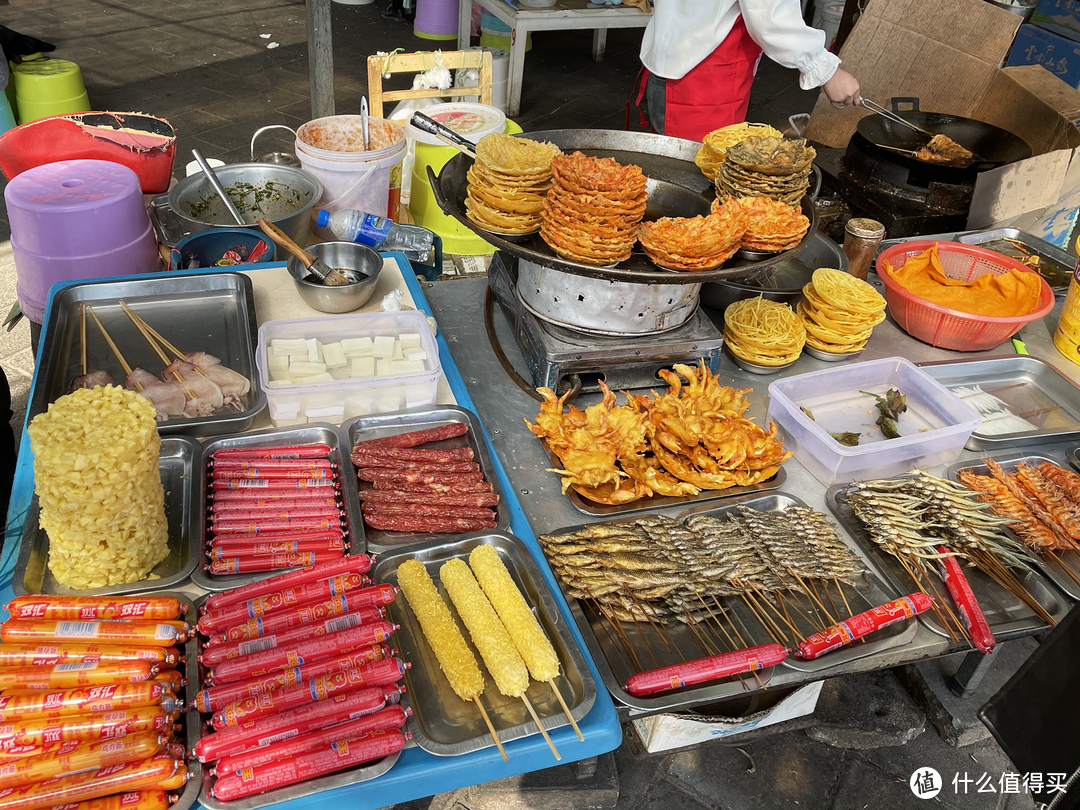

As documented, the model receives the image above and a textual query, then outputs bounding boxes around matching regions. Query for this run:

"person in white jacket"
[635,0,860,141]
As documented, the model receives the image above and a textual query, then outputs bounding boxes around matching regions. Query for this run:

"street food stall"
[2,56,1080,807]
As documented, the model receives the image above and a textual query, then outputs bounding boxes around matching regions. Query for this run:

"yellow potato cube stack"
[27,386,169,589]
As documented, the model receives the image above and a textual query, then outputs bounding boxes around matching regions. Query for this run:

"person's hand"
[823,69,860,108]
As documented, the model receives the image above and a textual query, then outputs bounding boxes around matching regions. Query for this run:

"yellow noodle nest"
[799,268,888,355]
[724,296,806,366]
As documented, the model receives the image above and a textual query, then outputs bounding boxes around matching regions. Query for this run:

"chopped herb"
[830,432,861,447]
[860,388,907,440]
[800,406,814,420]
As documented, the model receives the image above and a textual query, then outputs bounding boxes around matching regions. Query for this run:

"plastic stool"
[0,93,17,138]
[415,0,459,40]
[480,31,532,52]
[13,56,90,124]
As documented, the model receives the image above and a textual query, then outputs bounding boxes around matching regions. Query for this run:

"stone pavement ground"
[0,2,1048,808]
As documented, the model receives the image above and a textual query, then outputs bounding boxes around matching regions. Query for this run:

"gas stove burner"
[489,252,725,393]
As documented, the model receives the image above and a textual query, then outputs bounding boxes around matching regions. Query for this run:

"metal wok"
[429,129,819,286]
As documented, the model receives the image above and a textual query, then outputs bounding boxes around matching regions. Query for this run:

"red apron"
[635,17,764,142]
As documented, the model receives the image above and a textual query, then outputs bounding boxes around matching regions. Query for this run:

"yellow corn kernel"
[440,559,530,698]
[469,544,560,682]
[397,560,484,702]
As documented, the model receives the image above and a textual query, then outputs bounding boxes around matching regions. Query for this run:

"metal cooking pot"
[517,258,699,335]
[150,163,323,250]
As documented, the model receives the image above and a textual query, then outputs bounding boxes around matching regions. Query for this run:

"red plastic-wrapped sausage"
[213,705,411,775]
[212,468,334,480]
[0,643,174,668]
[198,656,405,713]
[199,574,377,632]
[938,546,995,654]
[215,595,371,644]
[208,553,348,575]
[212,459,334,472]
[201,555,375,614]
[210,479,337,491]
[361,513,496,533]
[201,611,385,665]
[192,685,404,763]
[212,445,331,460]
[209,540,347,560]
[0,757,179,810]
[624,643,789,696]
[211,729,410,800]
[357,467,484,484]
[0,706,172,749]
[356,461,479,477]
[210,506,343,521]
[4,597,183,622]
[353,423,467,449]
[0,682,173,723]
[208,531,345,550]
[207,621,397,685]
[796,593,934,660]
[211,518,341,535]
[211,498,340,513]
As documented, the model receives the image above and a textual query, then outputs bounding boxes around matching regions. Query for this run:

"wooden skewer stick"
[472,696,507,762]
[547,680,584,742]
[87,307,138,388]
[118,302,187,387]
[521,693,560,761]
[79,304,87,376]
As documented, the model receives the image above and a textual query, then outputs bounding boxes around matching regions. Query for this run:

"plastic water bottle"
[317,209,434,264]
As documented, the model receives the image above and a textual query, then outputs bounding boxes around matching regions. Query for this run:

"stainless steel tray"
[825,482,1069,642]
[1067,446,1080,474]
[374,531,596,756]
[14,436,202,596]
[30,273,266,437]
[175,593,203,810]
[918,356,1080,450]
[343,406,510,552]
[678,494,915,675]
[192,424,366,592]
[957,227,1073,293]
[542,439,788,517]
[191,595,400,810]
[945,452,1080,601]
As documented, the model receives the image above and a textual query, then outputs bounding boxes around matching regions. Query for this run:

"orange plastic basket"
[875,241,1054,352]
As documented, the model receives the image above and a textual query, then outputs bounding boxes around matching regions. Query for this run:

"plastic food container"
[875,241,1054,352]
[766,357,981,486]
[256,310,441,427]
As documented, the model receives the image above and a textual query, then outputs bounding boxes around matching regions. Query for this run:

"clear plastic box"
[766,357,981,486]
[256,310,441,427]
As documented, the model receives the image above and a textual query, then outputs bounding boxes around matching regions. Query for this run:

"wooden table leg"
[592,28,608,61]
[507,24,528,117]
[306,0,335,118]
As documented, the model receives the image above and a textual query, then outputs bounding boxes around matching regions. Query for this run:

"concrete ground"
[0,2,1047,808]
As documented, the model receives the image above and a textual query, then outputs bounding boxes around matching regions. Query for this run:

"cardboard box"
[1008,24,1080,90]
[1032,0,1080,43]
[630,681,823,754]
[804,0,1080,229]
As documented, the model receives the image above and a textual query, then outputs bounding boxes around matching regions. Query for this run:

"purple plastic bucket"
[5,159,150,256]
[14,220,160,323]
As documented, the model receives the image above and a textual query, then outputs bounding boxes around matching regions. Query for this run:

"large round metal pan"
[429,129,818,286]
[856,108,1031,176]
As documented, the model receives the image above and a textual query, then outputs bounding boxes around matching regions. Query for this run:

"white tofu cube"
[289,360,327,376]
[329,367,351,380]
[269,369,293,382]
[403,348,428,363]
[398,333,422,350]
[267,352,290,371]
[372,335,395,358]
[271,402,301,420]
[390,341,404,361]
[322,342,347,369]
[391,359,426,374]
[342,337,373,356]
[376,358,394,376]
[271,338,308,356]
[306,338,323,363]
[350,356,375,378]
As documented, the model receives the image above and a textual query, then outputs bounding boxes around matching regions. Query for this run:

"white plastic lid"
[406,102,506,147]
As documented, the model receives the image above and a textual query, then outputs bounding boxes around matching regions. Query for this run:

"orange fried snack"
[638,199,747,271]
[881,243,1042,318]
[732,196,810,253]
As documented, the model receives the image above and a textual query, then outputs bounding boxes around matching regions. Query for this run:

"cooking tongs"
[861,98,935,137]
[410,112,478,158]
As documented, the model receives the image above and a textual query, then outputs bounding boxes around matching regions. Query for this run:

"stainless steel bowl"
[287,241,382,313]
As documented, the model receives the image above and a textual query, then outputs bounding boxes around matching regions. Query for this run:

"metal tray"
[174,593,203,810]
[544,440,788,517]
[957,227,1074,293]
[945,452,1080,601]
[825,482,1069,642]
[14,436,202,596]
[190,595,400,810]
[29,273,266,437]
[343,406,510,552]
[374,531,596,756]
[1067,446,1080,474]
[918,356,1080,450]
[192,424,366,592]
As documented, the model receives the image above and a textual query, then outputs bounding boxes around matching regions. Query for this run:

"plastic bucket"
[296,116,406,219]
[817,1,845,49]
[1055,263,1080,365]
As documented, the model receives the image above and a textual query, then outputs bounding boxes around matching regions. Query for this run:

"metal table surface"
[422,270,1079,717]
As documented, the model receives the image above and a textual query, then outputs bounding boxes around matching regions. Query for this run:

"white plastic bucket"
[295,115,407,219]
[457,48,510,113]
[818,1,844,49]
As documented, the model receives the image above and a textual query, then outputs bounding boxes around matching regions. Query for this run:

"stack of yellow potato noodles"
[540,151,647,266]
[695,122,782,181]
[27,385,169,589]
[734,196,811,252]
[724,296,806,367]
[716,136,816,206]
[637,198,747,271]
[465,133,561,235]
[798,268,888,355]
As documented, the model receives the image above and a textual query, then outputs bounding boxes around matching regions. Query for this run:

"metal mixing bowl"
[287,242,382,313]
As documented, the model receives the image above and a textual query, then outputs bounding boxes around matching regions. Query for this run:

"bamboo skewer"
[119,303,191,390]
[472,697,507,761]
[87,308,138,388]
[79,304,87,376]
[520,694,560,761]
[547,680,583,741]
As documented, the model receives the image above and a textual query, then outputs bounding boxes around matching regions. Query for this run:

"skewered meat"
[163,359,224,416]
[185,351,221,369]
[68,370,113,392]
[124,369,186,421]
[184,352,249,407]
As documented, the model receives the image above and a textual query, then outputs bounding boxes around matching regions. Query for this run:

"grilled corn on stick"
[440,559,530,698]
[397,560,485,701]
[469,544,560,681]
